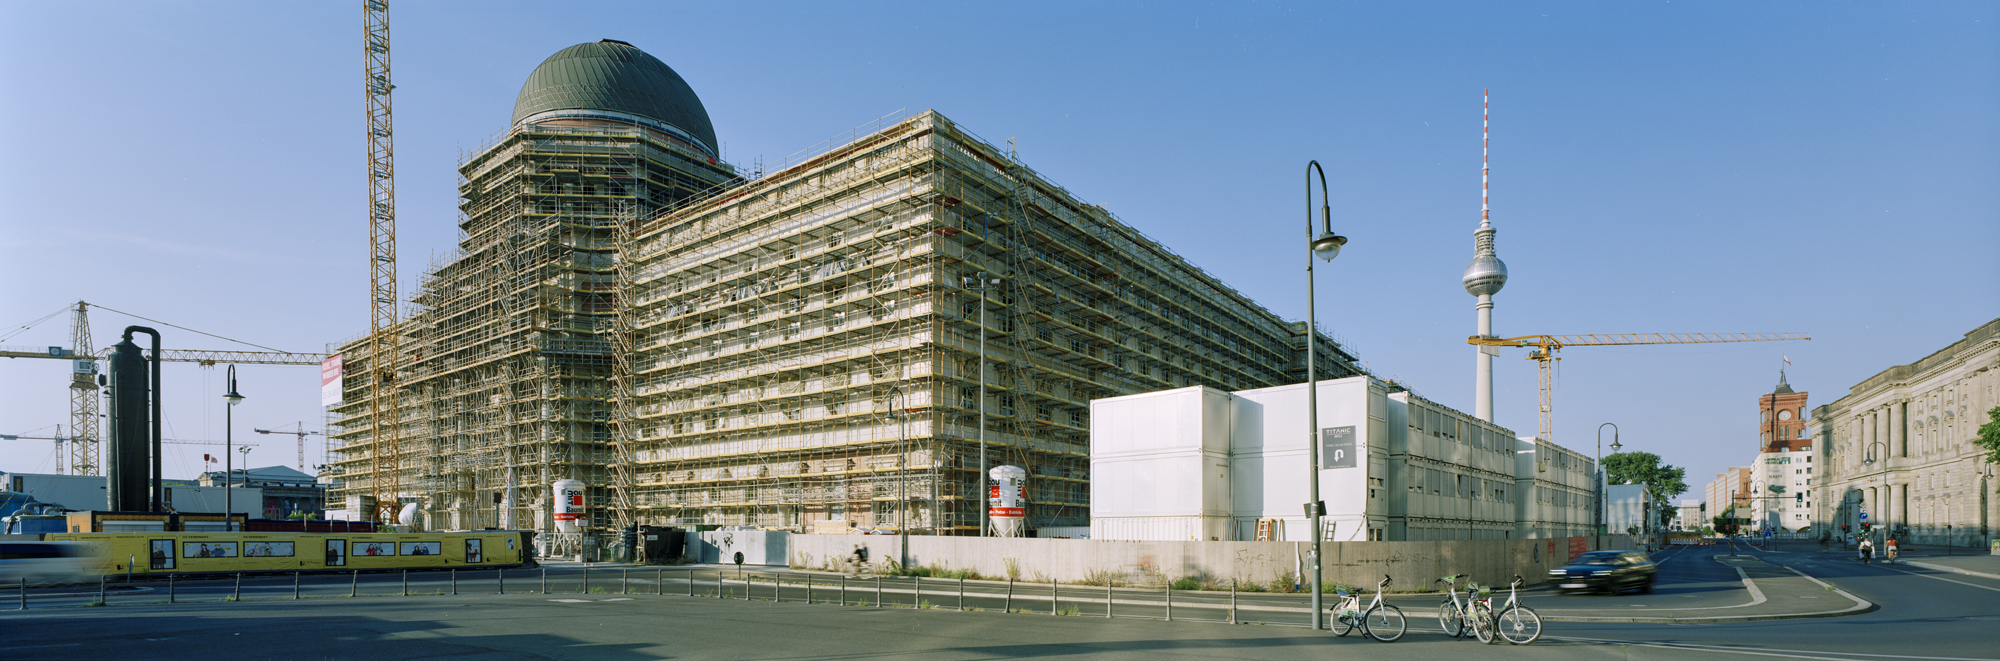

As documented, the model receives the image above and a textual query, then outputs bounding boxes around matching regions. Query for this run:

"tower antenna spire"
[1464,89,1509,423]
[1481,88,1491,228]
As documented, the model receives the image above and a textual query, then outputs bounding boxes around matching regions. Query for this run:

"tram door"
[326,539,346,567]
[465,539,483,564]
[149,539,174,570]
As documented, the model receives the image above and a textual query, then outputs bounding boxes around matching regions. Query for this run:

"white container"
[988,466,1027,537]
[552,479,586,533]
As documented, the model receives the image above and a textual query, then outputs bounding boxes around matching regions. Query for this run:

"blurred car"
[1549,550,1656,594]
[0,541,101,586]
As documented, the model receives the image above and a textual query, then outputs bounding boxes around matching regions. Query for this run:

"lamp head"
[1610,440,1623,453]
[225,390,244,407]
[1311,231,1347,262]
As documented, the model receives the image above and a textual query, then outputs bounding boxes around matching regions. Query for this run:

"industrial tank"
[988,466,1027,537]
[552,480,586,533]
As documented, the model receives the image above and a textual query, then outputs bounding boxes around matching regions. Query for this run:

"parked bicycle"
[1484,575,1542,645]
[1330,575,1407,642]
[1435,574,1485,639]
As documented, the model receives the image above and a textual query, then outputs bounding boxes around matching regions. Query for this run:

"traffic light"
[1842,525,1850,532]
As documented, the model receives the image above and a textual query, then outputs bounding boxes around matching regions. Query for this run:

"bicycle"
[1434,574,1479,639]
[1488,575,1543,645]
[1330,575,1406,642]
[1466,582,1498,643]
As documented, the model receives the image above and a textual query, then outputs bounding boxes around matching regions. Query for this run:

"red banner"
[1568,537,1588,561]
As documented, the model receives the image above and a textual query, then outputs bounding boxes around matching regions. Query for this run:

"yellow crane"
[1467,332,1810,443]
[362,0,403,525]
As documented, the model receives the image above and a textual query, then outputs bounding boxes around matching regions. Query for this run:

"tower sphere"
[512,39,719,156]
[1463,250,1508,296]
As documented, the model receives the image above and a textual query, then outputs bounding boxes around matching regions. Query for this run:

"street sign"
[1859,512,1868,521]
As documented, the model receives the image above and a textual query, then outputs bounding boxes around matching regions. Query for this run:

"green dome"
[511,40,718,155]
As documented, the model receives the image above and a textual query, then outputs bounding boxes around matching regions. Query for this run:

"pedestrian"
[1858,538,1874,564]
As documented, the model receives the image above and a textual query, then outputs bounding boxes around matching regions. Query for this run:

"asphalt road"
[4,541,1995,660]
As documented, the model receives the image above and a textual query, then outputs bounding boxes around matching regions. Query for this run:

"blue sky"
[2,1,1994,502]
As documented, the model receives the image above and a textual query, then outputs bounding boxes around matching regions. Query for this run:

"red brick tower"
[1758,371,1809,452]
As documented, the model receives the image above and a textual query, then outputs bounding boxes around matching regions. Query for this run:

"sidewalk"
[1894,549,2000,580]
[1525,554,1872,624]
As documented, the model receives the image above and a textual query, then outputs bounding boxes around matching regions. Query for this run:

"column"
[1891,402,1905,458]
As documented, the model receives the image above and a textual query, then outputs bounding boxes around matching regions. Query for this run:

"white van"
[0,541,100,586]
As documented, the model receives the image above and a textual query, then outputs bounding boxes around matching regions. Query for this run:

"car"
[0,541,101,586]
[1549,550,1656,594]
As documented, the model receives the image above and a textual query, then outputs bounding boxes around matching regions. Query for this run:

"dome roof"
[511,40,718,154]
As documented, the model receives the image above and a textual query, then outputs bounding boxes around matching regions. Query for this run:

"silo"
[552,479,586,533]
[988,466,1027,537]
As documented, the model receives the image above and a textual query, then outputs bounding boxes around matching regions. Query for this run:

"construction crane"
[254,424,323,472]
[2,303,326,477]
[362,0,404,525]
[1467,332,1810,444]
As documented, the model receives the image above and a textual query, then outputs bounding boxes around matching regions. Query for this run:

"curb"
[1901,560,2000,581]
[1528,556,1875,624]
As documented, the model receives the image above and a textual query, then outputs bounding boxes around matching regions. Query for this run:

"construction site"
[323,39,1366,547]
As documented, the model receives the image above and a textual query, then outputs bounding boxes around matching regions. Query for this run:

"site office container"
[1088,386,1234,542]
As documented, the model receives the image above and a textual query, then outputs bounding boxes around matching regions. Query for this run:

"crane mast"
[363,0,402,525]
[69,302,100,476]
[1468,332,1810,443]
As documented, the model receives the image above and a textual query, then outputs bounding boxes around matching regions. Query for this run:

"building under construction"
[328,40,1365,541]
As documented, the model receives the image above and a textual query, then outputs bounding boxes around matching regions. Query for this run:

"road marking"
[1871,565,2000,594]
[549,599,591,603]
[1552,636,1999,661]
[601,598,633,601]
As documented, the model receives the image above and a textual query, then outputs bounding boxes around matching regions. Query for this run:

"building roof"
[511,40,718,154]
[1773,369,1795,394]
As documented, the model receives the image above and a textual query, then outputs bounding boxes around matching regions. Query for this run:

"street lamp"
[963,272,1002,537]
[1597,422,1618,548]
[888,385,910,569]
[1301,160,1347,629]
[223,365,245,531]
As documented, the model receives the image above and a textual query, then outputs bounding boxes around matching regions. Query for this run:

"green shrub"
[1170,576,1204,591]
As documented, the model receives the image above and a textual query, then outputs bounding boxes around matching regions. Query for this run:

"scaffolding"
[330,109,1368,542]
[616,111,1366,534]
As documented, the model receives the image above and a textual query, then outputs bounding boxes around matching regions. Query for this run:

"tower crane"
[1467,332,1810,444]
[362,0,403,525]
[1,301,326,477]
[254,423,323,472]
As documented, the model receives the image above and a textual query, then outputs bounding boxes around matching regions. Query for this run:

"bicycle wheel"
[1364,604,1406,642]
[1332,609,1357,637]
[1496,605,1542,645]
[1438,600,1465,637]
[1472,607,1497,644]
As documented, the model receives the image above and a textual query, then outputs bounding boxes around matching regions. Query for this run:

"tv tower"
[1462,90,1509,423]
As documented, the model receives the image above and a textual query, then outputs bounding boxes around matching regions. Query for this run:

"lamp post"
[890,385,909,569]
[223,365,244,531]
[1301,160,1348,629]
[1596,423,1618,548]
[963,272,1001,537]
[1862,439,1885,544]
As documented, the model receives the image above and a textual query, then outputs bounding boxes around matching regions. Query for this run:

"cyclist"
[1884,538,1899,563]
[1858,538,1874,564]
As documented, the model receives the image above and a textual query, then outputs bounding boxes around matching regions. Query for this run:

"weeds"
[1170,576,1204,591]
[1267,572,1300,594]
[83,599,106,607]
[1058,605,1081,616]
[919,600,935,609]
[1003,557,1023,582]
[1078,569,1123,587]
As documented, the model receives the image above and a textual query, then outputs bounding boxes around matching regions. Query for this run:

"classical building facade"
[1816,317,1999,548]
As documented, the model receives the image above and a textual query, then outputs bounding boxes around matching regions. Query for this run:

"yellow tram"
[45,530,536,576]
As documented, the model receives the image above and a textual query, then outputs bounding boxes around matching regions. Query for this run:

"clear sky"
[3,2,1994,503]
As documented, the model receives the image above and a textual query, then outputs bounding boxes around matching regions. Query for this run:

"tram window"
[466,539,484,564]
[356,542,395,557]
[325,540,347,566]
[401,542,441,556]
[245,542,294,557]
[149,540,174,570]
[183,542,238,558]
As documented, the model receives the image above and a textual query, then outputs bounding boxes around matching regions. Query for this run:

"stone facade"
[1815,317,2000,548]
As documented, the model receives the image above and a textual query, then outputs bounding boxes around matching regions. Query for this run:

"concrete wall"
[787,533,1636,588]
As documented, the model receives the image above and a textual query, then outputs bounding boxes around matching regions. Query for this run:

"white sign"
[320,354,344,406]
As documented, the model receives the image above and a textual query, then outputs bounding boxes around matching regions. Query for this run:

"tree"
[1976,407,2000,492]
[1604,450,1689,528]
[1711,504,1740,536]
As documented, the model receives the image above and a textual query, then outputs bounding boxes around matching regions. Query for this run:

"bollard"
[498,568,505,595]
[841,575,847,606]
[716,571,722,600]
[294,571,301,600]
[128,554,135,585]
[686,569,693,598]
[1106,583,1113,618]
[1006,578,1013,613]
[622,568,628,595]
[350,570,357,597]
[100,575,107,604]
[582,568,588,595]
[959,578,965,612]
[875,576,882,608]
[914,576,921,609]
[808,575,815,605]
[1164,583,1171,622]
[18,577,26,610]
[1051,580,1058,616]
[1229,580,1237,624]
[452,568,458,596]
[234,573,243,602]
[541,567,547,595]
[657,568,663,596]
[170,573,177,604]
